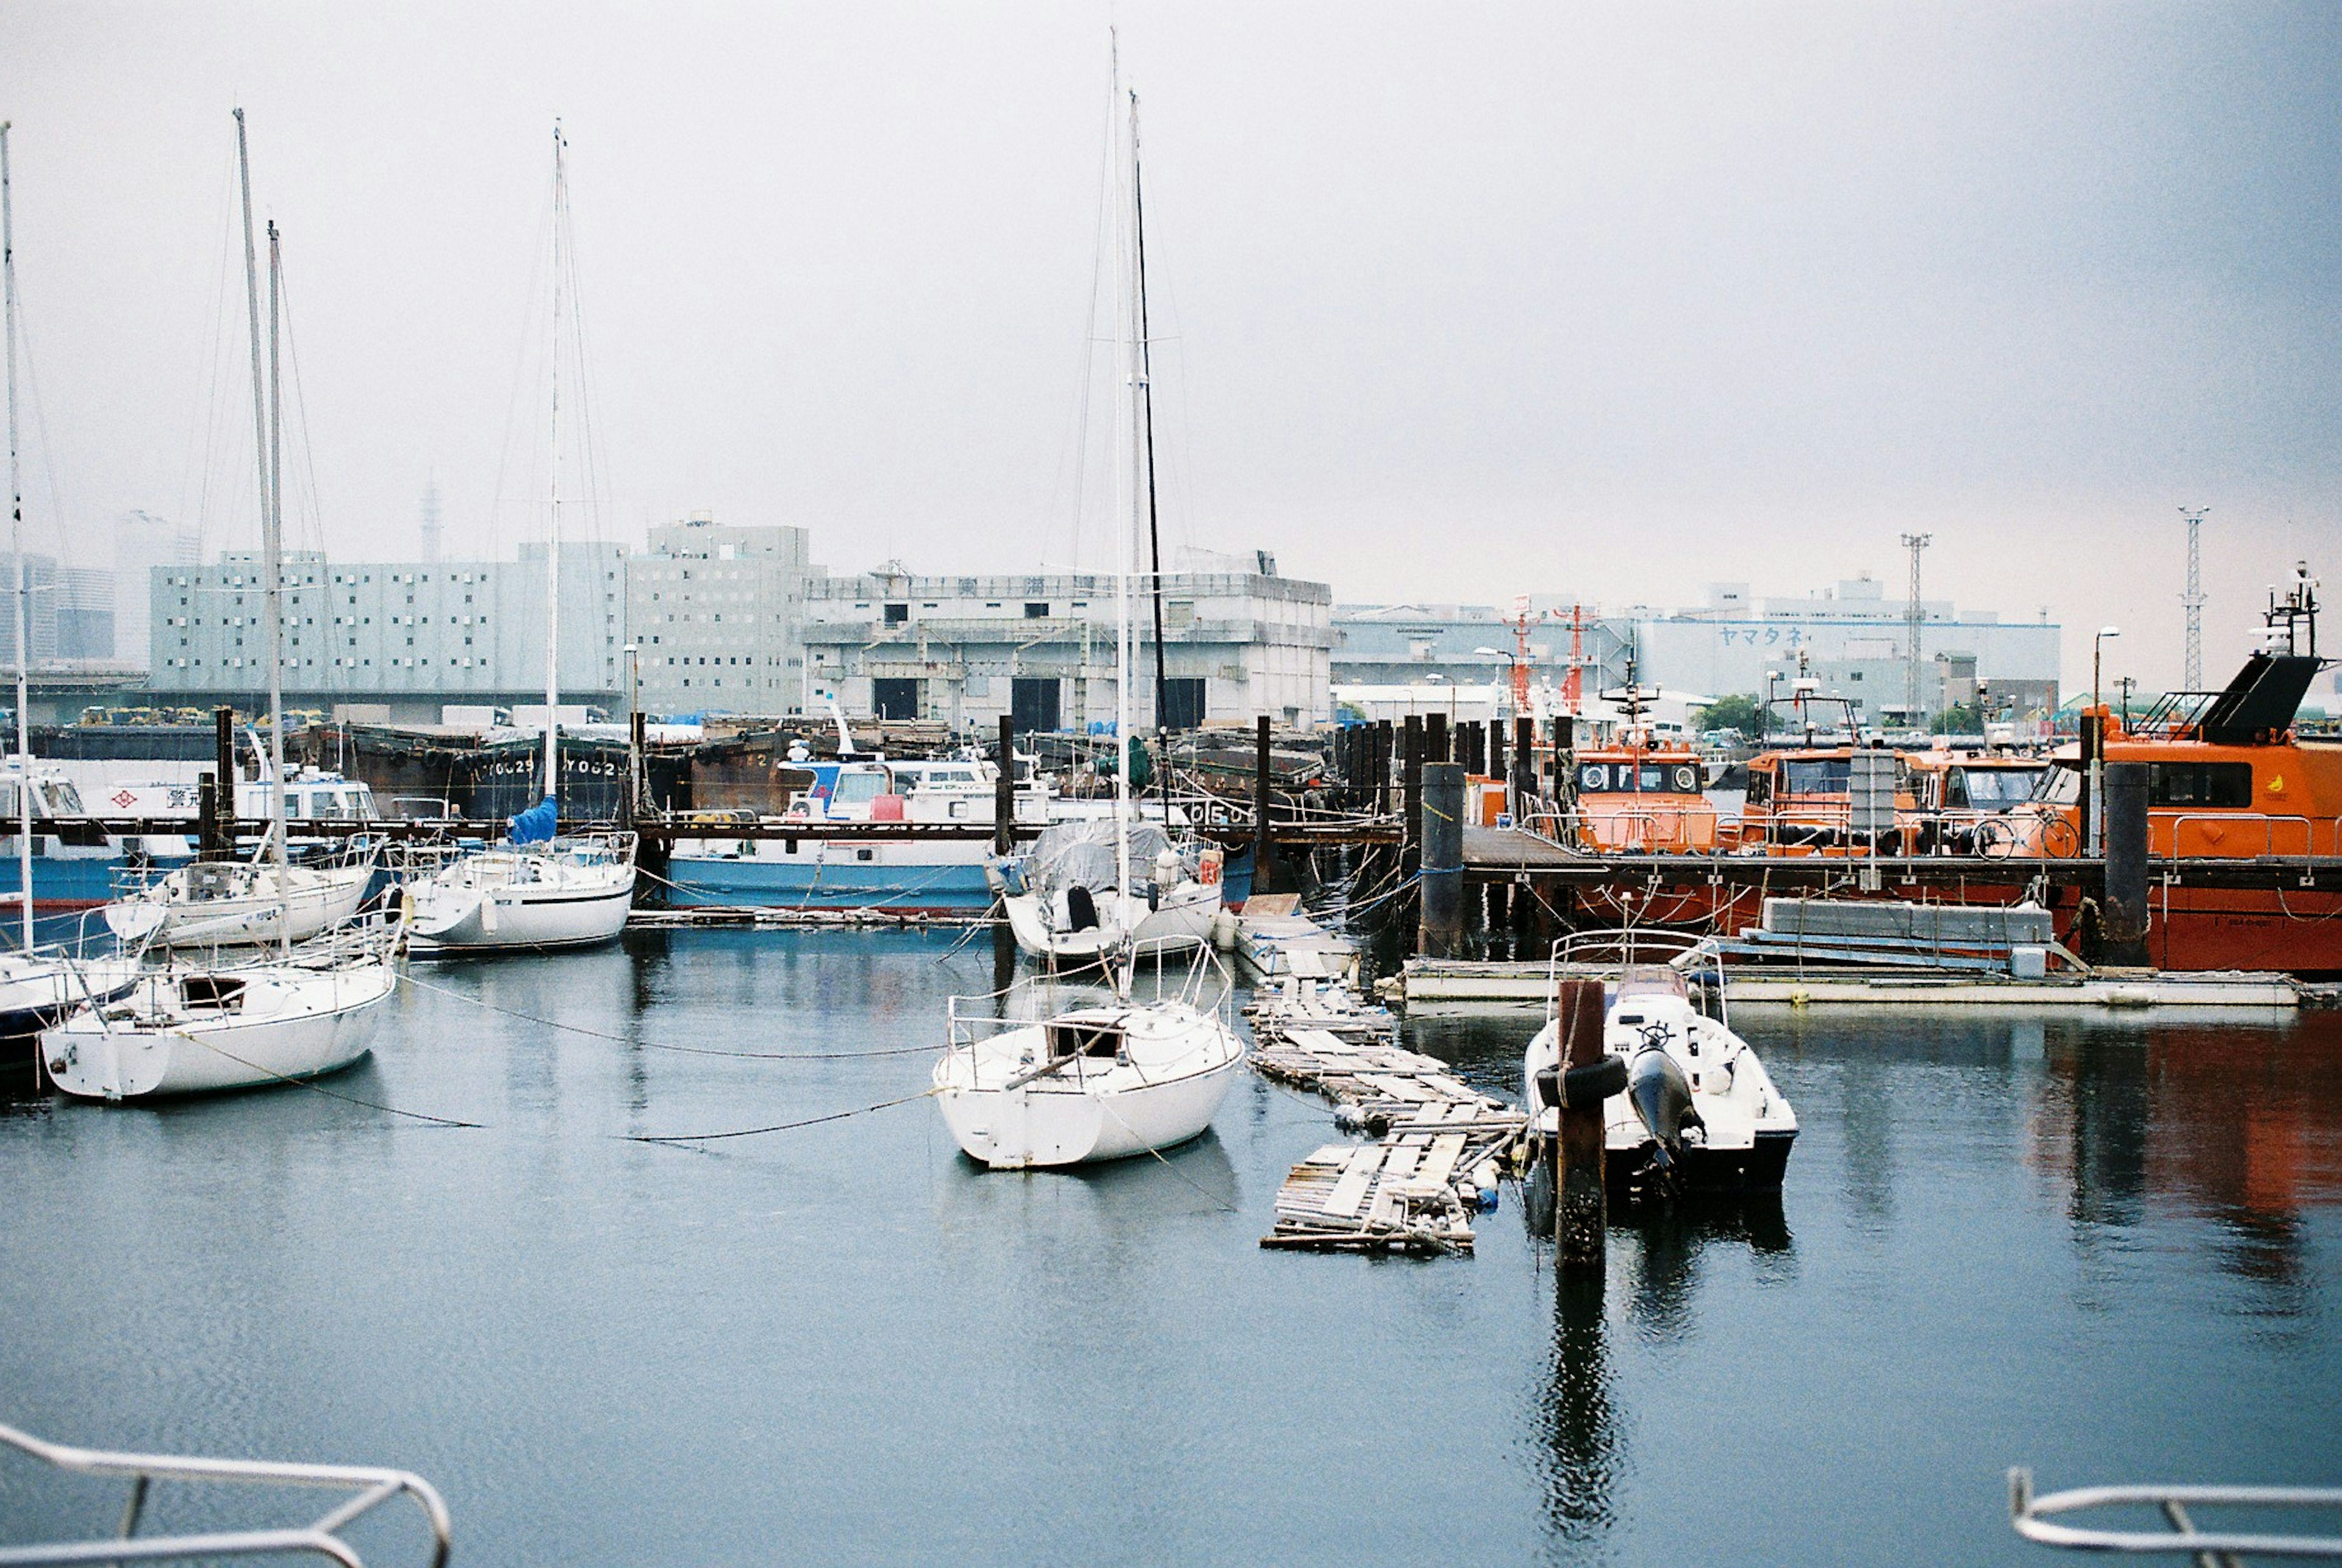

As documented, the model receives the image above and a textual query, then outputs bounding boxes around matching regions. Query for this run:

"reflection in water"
[1538,1265,1617,1544]
[2032,1014,2342,1303]
[1534,1198,1799,1545]
[1624,1197,1794,1342]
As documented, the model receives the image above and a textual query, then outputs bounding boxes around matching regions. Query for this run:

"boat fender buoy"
[1561,1054,1628,1109]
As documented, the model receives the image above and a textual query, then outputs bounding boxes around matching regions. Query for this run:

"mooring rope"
[397,970,944,1059]
[628,1085,941,1144]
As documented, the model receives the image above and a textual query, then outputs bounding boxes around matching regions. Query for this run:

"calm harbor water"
[2,929,2338,1564]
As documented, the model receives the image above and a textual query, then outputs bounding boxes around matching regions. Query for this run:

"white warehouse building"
[801,554,1333,732]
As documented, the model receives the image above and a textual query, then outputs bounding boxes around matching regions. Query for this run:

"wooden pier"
[1247,984,1526,1256]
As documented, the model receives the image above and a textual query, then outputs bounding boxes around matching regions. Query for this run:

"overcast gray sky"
[3,1,2337,689]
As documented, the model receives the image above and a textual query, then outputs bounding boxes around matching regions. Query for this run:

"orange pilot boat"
[1903,747,2051,855]
[2005,566,2341,972]
[1570,741,1717,853]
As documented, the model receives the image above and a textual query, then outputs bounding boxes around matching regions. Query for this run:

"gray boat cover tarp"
[1028,818,1176,892]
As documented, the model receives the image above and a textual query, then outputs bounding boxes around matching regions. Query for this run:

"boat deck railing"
[0,1422,450,1567]
[2011,1468,2342,1561]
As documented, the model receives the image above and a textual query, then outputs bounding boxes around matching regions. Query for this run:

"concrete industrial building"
[801,552,1333,731]
[144,543,630,721]
[627,515,811,718]
[135,519,1330,732]
[1334,577,2062,723]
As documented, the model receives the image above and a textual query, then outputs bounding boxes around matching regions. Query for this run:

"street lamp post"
[2090,626,2120,854]
[1473,646,1522,720]
[1761,669,1782,745]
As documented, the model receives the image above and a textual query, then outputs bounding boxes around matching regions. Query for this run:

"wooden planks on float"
[1248,984,1525,1256]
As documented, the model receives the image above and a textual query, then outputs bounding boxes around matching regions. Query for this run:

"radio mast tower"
[1900,532,1932,728]
[2180,506,2207,689]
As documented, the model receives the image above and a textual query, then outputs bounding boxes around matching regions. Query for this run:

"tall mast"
[1132,95,1170,764]
[1,123,34,950]
[543,121,565,809]
[265,220,288,893]
[1114,74,1141,943]
[233,111,284,893]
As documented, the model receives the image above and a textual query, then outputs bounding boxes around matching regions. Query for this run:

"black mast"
[1133,93,1172,775]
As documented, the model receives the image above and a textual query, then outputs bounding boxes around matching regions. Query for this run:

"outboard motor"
[1626,1027,1703,1192]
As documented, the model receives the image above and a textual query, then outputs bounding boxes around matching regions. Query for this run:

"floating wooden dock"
[1386,958,2308,1011]
[1247,984,1526,1256]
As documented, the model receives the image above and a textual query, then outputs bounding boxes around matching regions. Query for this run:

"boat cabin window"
[1950,767,2045,809]
[39,781,83,815]
[181,975,247,1011]
[831,771,887,807]
[2033,764,2082,804]
[2147,762,2254,809]
[1782,758,1853,796]
[1577,763,1702,794]
[1047,1021,1123,1059]
[1744,768,1771,806]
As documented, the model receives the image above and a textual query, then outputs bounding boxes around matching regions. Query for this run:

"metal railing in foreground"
[0,1421,450,1567]
[2011,1467,2342,1561]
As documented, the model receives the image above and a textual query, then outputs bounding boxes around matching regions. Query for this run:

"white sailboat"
[404,123,635,955]
[48,110,396,1100]
[0,124,145,1067]
[934,69,1244,1169]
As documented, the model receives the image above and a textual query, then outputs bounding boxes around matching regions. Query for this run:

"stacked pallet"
[1250,1004,1527,1256]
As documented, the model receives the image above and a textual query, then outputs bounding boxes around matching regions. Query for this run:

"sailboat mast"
[1113,82,1141,926]
[1132,96,1170,765]
[232,112,283,889]
[543,121,565,809]
[264,221,288,887]
[1,123,33,951]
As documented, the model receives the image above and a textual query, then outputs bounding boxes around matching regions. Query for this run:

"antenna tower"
[1900,532,1932,727]
[2180,506,2207,689]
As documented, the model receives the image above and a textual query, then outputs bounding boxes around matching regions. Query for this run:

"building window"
[872,678,920,720]
[1025,603,1048,620]
[884,603,909,626]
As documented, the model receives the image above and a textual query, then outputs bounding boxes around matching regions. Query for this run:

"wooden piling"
[1253,714,1277,897]
[1555,976,1607,1266]
[1419,762,1465,958]
[1514,717,1535,811]
[2104,760,2150,966]
[994,714,1016,856]
[1425,711,1449,766]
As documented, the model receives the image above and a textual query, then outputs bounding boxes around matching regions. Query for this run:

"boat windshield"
[1781,758,1852,795]
[1954,767,2045,807]
[2032,764,2082,805]
[831,771,888,807]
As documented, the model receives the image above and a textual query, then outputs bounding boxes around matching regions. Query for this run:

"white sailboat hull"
[405,847,635,954]
[106,860,375,948]
[43,962,396,1100]
[1001,880,1222,963]
[933,1001,1244,1169]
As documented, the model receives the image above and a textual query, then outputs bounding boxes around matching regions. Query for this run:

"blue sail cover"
[510,797,559,845]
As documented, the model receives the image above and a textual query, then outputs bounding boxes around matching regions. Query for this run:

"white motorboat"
[934,987,1244,1169]
[406,831,636,953]
[995,818,1222,963]
[43,928,398,1100]
[1522,931,1798,1197]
